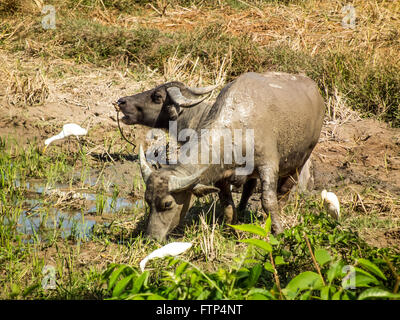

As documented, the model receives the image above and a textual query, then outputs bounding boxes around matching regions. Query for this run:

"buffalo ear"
[192,184,220,197]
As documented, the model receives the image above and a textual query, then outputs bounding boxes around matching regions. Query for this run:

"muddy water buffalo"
[116,79,313,211]
[139,72,325,241]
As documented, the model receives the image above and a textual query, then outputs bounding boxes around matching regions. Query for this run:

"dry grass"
[5,69,49,107]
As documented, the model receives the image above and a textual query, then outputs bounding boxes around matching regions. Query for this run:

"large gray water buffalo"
[116,78,313,208]
[139,72,325,241]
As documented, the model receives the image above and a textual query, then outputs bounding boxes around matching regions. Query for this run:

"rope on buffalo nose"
[113,102,137,153]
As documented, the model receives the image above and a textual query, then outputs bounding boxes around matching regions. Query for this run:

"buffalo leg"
[238,178,257,212]
[278,158,313,194]
[215,180,236,224]
[258,164,283,234]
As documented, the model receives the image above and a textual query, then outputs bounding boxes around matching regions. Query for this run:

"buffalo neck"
[176,101,214,134]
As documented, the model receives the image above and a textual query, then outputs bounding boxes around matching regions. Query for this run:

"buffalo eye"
[152,91,163,104]
[164,200,173,209]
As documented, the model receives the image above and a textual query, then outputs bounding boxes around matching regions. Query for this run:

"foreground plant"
[103,213,400,300]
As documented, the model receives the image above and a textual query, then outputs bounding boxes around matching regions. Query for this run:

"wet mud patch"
[7,176,145,243]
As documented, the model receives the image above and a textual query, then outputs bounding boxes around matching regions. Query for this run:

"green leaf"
[240,239,272,252]
[358,288,400,300]
[246,263,262,288]
[353,268,380,288]
[130,271,148,294]
[229,224,267,237]
[357,258,387,281]
[314,249,331,267]
[274,255,286,266]
[264,262,274,273]
[320,286,331,300]
[327,260,345,283]
[146,294,167,300]
[248,293,270,300]
[300,290,312,300]
[265,214,272,234]
[125,293,166,300]
[108,265,127,291]
[332,290,342,300]
[112,274,135,297]
[175,262,189,277]
[269,234,279,245]
[283,271,323,300]
[247,288,276,300]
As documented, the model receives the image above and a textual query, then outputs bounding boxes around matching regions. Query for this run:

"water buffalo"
[139,72,325,241]
[115,79,313,210]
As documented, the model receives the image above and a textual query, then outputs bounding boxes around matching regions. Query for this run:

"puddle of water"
[16,206,97,242]
[7,178,145,242]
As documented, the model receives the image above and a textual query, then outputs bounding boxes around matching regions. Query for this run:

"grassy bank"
[1,0,399,126]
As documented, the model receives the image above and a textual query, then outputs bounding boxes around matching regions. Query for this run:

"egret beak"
[42,145,48,154]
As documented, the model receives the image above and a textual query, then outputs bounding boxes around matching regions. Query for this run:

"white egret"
[43,123,87,153]
[321,189,340,220]
[139,242,192,272]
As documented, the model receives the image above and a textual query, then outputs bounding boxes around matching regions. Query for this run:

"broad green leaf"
[314,249,331,267]
[146,294,167,300]
[125,293,166,300]
[283,271,323,300]
[247,288,276,300]
[274,255,286,266]
[102,263,119,280]
[327,260,345,283]
[357,258,387,280]
[341,292,351,300]
[240,239,272,252]
[332,290,342,300]
[353,268,380,288]
[300,290,312,300]
[358,288,400,300]
[269,234,279,245]
[108,265,127,290]
[229,224,267,237]
[130,271,149,294]
[197,289,211,300]
[264,262,274,273]
[246,263,262,288]
[175,262,189,277]
[320,286,331,300]
[112,274,135,297]
[248,293,270,300]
